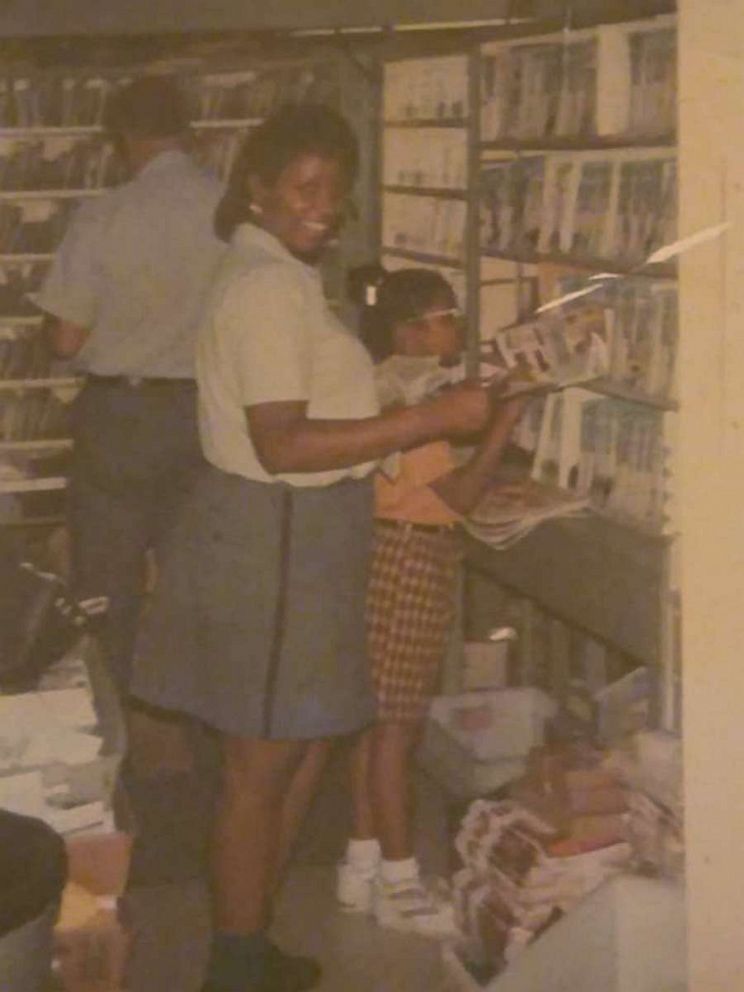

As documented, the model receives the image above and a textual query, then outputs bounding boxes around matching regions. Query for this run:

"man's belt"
[86,374,195,388]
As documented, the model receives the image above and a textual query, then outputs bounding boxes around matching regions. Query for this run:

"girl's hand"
[491,391,529,428]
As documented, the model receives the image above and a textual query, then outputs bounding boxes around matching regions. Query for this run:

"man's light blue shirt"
[36,149,225,378]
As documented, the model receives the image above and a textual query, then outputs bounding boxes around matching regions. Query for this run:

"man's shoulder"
[80,164,220,234]
[170,154,223,192]
[148,151,223,199]
[104,153,220,205]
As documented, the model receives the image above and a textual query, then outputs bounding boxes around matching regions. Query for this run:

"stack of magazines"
[464,477,589,550]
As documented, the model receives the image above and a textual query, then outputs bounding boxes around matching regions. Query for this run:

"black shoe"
[261,943,321,991]
[200,943,321,992]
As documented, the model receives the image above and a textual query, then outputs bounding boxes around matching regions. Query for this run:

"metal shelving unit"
[0,54,373,526]
[376,18,679,736]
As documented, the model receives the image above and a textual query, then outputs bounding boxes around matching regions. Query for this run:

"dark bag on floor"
[0,546,88,692]
[0,810,67,937]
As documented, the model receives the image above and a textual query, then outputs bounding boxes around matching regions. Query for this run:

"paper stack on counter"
[465,477,589,549]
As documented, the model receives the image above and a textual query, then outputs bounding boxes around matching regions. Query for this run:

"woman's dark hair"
[214,102,359,242]
[347,264,456,361]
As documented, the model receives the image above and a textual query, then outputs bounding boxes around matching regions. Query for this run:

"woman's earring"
[248,202,263,216]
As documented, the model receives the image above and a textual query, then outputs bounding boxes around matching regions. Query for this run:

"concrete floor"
[124,866,455,992]
[122,760,460,992]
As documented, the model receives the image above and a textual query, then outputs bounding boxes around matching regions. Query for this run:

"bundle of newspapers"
[464,476,589,550]
[452,793,633,977]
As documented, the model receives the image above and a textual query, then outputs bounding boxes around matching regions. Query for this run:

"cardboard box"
[53,831,132,992]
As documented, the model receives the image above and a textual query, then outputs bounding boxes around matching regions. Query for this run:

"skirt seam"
[262,487,294,737]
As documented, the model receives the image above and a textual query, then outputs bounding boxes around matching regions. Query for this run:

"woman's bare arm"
[245,381,491,475]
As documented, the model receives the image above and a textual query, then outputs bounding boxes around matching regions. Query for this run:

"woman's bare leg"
[203,735,328,990]
[211,735,308,933]
[275,738,333,880]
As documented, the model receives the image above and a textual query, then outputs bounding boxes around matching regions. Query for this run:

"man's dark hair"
[214,103,359,243]
[103,75,191,138]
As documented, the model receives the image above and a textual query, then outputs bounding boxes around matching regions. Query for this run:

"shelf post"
[465,43,482,377]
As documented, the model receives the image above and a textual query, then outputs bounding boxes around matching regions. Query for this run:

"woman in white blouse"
[133,104,490,992]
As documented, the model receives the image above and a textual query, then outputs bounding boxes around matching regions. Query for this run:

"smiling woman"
[213,102,358,261]
[248,152,349,259]
[130,102,493,992]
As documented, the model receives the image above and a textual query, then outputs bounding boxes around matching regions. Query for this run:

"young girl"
[339,266,526,937]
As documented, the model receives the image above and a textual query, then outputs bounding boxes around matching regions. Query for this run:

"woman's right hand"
[423,379,491,436]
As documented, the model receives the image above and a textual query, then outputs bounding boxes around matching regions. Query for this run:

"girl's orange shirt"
[374,440,458,525]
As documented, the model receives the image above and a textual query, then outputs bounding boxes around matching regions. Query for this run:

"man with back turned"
[37,75,225,889]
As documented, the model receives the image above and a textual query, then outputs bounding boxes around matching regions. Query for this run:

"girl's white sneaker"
[372,875,458,938]
[336,859,377,914]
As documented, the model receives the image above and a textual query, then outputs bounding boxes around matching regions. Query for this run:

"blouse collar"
[232,222,316,273]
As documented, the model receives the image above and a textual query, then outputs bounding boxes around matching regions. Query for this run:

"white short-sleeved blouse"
[197,223,380,487]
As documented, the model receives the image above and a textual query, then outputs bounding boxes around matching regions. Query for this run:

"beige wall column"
[678,1,744,988]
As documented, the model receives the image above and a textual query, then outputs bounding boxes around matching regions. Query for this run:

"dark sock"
[204,931,273,991]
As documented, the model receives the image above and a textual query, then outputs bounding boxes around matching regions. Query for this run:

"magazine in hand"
[481,304,610,399]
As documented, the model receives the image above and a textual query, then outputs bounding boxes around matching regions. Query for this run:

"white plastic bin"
[419,688,556,799]
[429,688,557,761]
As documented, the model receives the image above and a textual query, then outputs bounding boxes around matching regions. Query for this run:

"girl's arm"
[245,379,491,475]
[429,395,527,516]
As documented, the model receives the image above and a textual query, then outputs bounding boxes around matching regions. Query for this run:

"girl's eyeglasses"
[407,307,464,324]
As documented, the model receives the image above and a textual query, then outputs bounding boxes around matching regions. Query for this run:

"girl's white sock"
[380,856,419,885]
[345,837,381,869]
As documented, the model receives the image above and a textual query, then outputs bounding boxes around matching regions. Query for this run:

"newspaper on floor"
[0,642,122,834]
